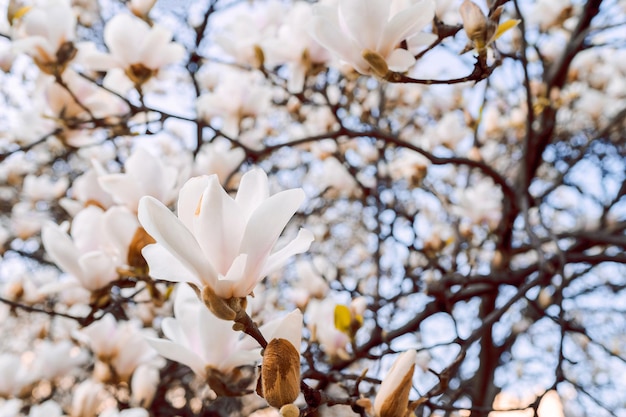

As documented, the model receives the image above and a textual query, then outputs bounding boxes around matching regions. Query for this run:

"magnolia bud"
[460,0,487,44]
[374,350,417,417]
[280,404,300,417]
[260,338,300,409]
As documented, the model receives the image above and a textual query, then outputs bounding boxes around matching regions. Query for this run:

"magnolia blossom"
[452,178,503,229]
[196,70,273,137]
[98,147,181,212]
[262,2,331,92]
[306,298,350,359]
[138,169,313,299]
[78,314,159,382]
[42,206,138,291]
[11,0,77,73]
[310,0,436,76]
[81,13,184,85]
[147,283,261,379]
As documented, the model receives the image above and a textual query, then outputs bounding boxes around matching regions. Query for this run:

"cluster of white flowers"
[0,0,619,415]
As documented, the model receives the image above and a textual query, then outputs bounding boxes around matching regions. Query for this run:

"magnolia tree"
[0,0,625,416]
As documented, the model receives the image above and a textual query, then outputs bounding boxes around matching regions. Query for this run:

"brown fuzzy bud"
[362,49,389,78]
[261,338,301,409]
[201,285,247,321]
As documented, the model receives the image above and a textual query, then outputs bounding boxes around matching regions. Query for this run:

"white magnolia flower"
[138,168,313,299]
[42,206,138,291]
[146,283,262,379]
[79,314,158,382]
[98,147,180,212]
[310,0,436,75]
[81,13,184,85]
[11,0,77,73]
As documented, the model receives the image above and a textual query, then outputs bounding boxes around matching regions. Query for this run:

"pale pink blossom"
[138,169,313,299]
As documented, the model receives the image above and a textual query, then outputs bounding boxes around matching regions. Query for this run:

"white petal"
[77,251,117,291]
[194,177,244,275]
[138,196,216,287]
[386,48,416,72]
[339,0,389,50]
[309,13,369,74]
[146,337,206,378]
[234,169,269,220]
[213,253,249,298]
[239,189,305,283]
[177,176,211,230]
[265,309,303,353]
[98,173,142,210]
[374,349,417,414]
[263,228,314,276]
[42,225,83,282]
[141,243,203,288]
[105,14,148,66]
[378,0,435,57]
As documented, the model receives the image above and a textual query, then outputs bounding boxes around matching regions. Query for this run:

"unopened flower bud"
[460,0,488,44]
[280,404,300,417]
[374,350,417,417]
[260,338,300,409]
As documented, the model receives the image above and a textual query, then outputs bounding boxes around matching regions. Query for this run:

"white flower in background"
[146,284,261,381]
[22,173,69,201]
[71,379,110,417]
[81,13,184,85]
[288,259,330,308]
[138,169,313,299]
[212,1,284,65]
[306,298,350,360]
[313,157,359,198]
[373,349,417,417]
[11,201,51,240]
[98,147,181,212]
[30,340,87,380]
[130,364,159,408]
[453,178,503,229]
[310,0,436,76]
[44,70,129,129]
[11,0,77,74]
[60,168,115,215]
[196,70,273,137]
[193,138,246,182]
[78,314,159,382]
[42,205,138,291]
[262,2,330,92]
[0,353,33,397]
